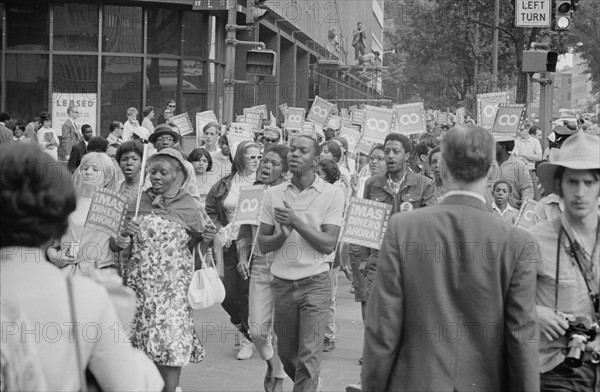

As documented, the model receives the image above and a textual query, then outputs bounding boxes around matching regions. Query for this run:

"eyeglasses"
[246,155,263,160]
[369,155,384,162]
[168,105,176,108]
[157,136,174,143]
[263,138,279,143]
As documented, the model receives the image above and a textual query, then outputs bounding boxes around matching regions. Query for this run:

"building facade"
[0,0,384,136]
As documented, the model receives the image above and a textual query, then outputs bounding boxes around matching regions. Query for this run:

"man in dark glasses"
[262,127,281,152]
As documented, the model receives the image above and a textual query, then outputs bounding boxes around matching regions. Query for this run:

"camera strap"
[555,224,600,322]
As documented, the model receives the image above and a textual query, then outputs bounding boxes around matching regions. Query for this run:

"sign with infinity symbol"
[491,104,526,136]
[514,198,538,230]
[477,91,510,129]
[307,96,335,126]
[362,106,394,143]
[338,126,361,155]
[392,102,426,135]
[233,185,267,226]
[285,107,306,131]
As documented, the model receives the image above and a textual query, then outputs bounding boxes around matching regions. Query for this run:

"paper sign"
[437,112,449,124]
[243,108,263,132]
[514,198,538,229]
[325,115,342,131]
[196,110,218,133]
[227,122,254,154]
[351,109,366,126]
[357,136,377,155]
[170,113,194,136]
[279,103,289,118]
[477,92,510,129]
[338,126,362,153]
[362,106,394,143]
[342,197,392,249]
[301,121,315,137]
[52,92,98,135]
[83,188,127,237]
[286,107,305,131]
[233,185,266,225]
[492,104,526,136]
[307,96,335,126]
[392,102,426,135]
[251,104,268,119]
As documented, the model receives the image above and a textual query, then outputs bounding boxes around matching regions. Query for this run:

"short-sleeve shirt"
[259,175,345,280]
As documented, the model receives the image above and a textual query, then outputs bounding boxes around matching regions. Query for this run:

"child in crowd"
[492,180,518,224]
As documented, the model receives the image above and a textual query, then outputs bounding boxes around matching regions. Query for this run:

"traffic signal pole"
[223,0,266,124]
[537,74,553,150]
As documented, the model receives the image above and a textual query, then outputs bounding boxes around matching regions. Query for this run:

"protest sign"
[338,126,361,154]
[196,110,218,133]
[341,113,353,127]
[491,104,526,137]
[228,122,254,154]
[514,198,538,230]
[251,104,268,119]
[233,185,266,226]
[357,136,377,155]
[279,103,289,118]
[75,188,128,268]
[351,109,366,126]
[436,112,450,124]
[362,106,394,143]
[243,108,263,133]
[52,93,98,134]
[342,197,392,249]
[307,96,335,126]
[301,121,315,137]
[392,102,426,135]
[285,107,305,131]
[170,113,194,136]
[477,91,510,129]
[325,114,342,131]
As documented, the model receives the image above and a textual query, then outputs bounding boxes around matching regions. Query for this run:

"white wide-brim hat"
[537,131,600,195]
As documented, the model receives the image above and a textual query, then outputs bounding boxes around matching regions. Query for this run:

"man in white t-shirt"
[258,135,344,391]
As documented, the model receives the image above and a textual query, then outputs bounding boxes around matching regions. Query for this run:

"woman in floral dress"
[118,148,216,392]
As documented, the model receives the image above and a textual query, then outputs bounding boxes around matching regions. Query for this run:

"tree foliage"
[383,0,577,113]
[569,0,600,97]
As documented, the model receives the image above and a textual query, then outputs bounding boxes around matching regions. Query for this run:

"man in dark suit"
[67,124,94,173]
[361,125,540,392]
[59,105,82,161]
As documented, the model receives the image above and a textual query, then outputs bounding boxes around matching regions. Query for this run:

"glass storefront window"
[103,6,143,53]
[183,11,206,58]
[53,55,98,103]
[182,60,204,92]
[5,54,49,121]
[146,58,179,113]
[147,8,181,55]
[54,3,99,51]
[6,3,49,50]
[101,56,142,136]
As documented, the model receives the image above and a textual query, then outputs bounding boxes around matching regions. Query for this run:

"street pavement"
[181,272,364,391]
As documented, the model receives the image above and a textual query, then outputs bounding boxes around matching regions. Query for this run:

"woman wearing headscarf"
[1,144,164,391]
[47,152,119,276]
[205,140,261,360]
[117,148,216,392]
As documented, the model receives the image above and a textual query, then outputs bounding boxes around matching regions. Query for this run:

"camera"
[563,316,599,368]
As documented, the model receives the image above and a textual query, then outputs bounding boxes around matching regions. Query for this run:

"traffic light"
[554,0,572,31]
[246,0,268,24]
[246,49,276,77]
[522,50,559,73]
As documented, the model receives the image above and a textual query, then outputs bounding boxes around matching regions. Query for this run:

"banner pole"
[134,142,149,219]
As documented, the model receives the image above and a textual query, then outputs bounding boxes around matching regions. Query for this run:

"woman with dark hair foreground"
[0,144,163,391]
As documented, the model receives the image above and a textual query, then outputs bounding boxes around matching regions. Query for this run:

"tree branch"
[466,17,516,41]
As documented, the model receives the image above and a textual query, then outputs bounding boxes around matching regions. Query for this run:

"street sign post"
[515,0,551,27]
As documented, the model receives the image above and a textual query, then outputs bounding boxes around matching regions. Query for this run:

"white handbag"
[188,247,226,310]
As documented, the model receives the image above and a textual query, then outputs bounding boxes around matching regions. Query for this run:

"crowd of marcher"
[1,100,600,392]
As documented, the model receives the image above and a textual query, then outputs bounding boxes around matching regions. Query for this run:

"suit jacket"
[67,141,87,173]
[361,194,540,392]
[60,118,81,160]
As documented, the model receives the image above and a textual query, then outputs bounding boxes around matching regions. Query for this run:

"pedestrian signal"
[246,49,276,77]
[522,50,558,73]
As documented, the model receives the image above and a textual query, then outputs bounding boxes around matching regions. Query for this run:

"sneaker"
[345,382,361,392]
[237,335,253,360]
[323,337,335,352]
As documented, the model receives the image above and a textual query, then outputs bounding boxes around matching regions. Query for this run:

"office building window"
[6,3,49,50]
[5,54,49,120]
[103,5,143,53]
[54,3,99,51]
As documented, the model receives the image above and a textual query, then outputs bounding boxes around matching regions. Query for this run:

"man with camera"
[530,131,600,391]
